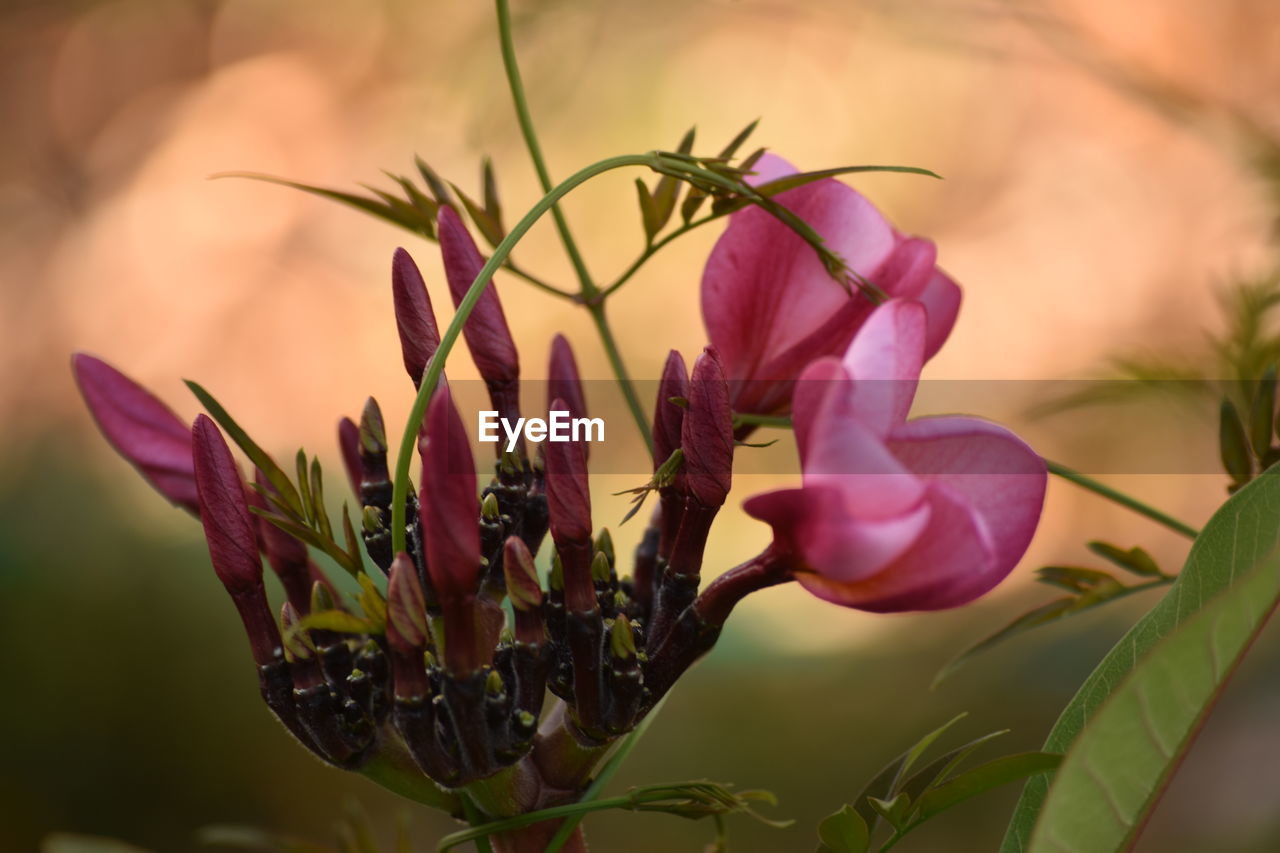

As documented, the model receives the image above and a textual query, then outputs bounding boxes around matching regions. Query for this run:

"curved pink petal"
[917,268,962,360]
[841,300,926,435]
[744,485,930,584]
[877,237,936,300]
[701,176,896,395]
[796,483,996,611]
[887,415,1046,576]
[745,152,797,187]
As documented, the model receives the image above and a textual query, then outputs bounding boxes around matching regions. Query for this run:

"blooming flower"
[701,154,962,415]
[744,299,1045,612]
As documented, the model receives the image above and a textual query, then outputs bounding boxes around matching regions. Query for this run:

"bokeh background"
[4,0,1280,850]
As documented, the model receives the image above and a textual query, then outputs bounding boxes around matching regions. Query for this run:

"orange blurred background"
[4,1,1280,851]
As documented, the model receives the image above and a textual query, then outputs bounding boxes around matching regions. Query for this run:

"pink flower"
[744,300,1045,612]
[701,154,962,415]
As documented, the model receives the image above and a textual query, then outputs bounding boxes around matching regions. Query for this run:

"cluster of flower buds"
[72,209,786,794]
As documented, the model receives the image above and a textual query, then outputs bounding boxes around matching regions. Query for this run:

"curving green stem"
[587,301,654,451]
[1044,459,1200,539]
[495,0,595,296]
[391,154,661,554]
[730,413,1202,541]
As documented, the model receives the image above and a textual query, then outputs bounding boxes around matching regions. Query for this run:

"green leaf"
[635,178,663,243]
[817,805,870,853]
[294,609,378,636]
[867,794,910,831]
[1026,548,1280,850]
[451,182,505,249]
[42,835,158,853]
[647,127,695,236]
[851,713,967,830]
[718,118,760,162]
[185,381,304,517]
[1001,466,1280,851]
[212,172,435,239]
[1086,541,1163,577]
[1035,566,1123,594]
[914,753,1061,823]
[895,729,1010,804]
[754,164,941,196]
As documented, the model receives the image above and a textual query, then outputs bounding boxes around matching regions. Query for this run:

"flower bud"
[652,350,689,474]
[72,353,199,513]
[391,247,442,388]
[249,468,314,613]
[192,414,281,666]
[418,387,482,600]
[437,205,519,388]
[503,536,543,614]
[682,347,733,507]
[543,398,593,547]
[388,552,431,649]
[337,416,363,498]
[548,333,588,423]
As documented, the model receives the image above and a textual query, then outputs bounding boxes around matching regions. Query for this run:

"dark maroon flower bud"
[437,205,520,388]
[418,387,481,601]
[337,416,362,498]
[192,414,280,667]
[548,334,587,423]
[418,387,487,677]
[391,247,441,388]
[72,353,198,513]
[543,399,593,552]
[388,551,431,651]
[682,347,733,508]
[652,350,689,473]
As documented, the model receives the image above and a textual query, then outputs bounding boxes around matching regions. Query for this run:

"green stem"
[461,795,496,853]
[729,414,1201,541]
[391,154,660,554]
[495,0,595,296]
[587,301,654,452]
[1044,459,1200,540]
[542,696,669,852]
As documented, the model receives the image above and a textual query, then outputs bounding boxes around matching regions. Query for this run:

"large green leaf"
[1026,545,1280,850]
[1001,467,1280,851]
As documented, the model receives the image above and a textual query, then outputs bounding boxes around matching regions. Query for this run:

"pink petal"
[72,353,198,513]
[191,415,260,593]
[744,152,797,187]
[888,415,1046,577]
[877,237,937,300]
[391,247,441,388]
[917,268,962,360]
[797,483,996,611]
[745,485,930,583]
[841,300,926,435]
[792,358,926,519]
[682,347,734,507]
[701,176,896,392]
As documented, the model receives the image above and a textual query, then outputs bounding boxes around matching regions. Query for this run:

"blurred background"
[4,0,1280,850]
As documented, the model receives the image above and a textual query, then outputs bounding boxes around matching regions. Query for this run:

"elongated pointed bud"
[503,537,543,613]
[652,350,689,474]
[359,397,392,509]
[1250,367,1276,457]
[311,580,336,614]
[591,551,611,584]
[609,616,636,660]
[338,416,363,498]
[1220,397,1253,485]
[544,399,593,547]
[388,552,431,648]
[419,387,482,600]
[682,347,733,507]
[595,528,615,568]
[437,205,519,388]
[192,415,280,666]
[481,491,501,520]
[548,334,587,422]
[73,353,198,513]
[392,248,442,387]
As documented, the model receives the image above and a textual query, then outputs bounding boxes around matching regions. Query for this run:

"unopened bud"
[591,551,611,584]
[503,537,543,611]
[481,492,501,520]
[609,617,637,660]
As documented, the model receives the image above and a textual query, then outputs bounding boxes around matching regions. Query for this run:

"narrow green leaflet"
[818,806,870,853]
[1001,466,1280,851]
[1027,547,1280,851]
